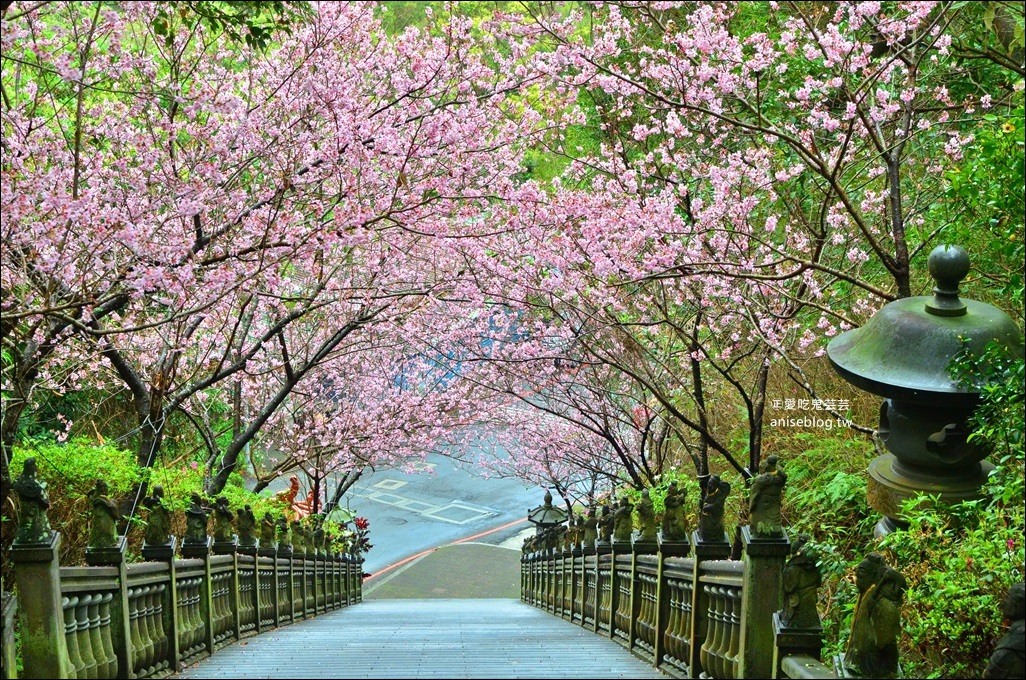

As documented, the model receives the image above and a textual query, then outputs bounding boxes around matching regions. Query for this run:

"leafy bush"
[4,439,141,573]
[4,439,294,569]
[876,495,1024,678]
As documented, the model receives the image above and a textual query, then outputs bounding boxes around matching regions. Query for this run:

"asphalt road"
[340,453,540,576]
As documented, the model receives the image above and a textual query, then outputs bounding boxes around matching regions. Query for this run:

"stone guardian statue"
[88,479,120,549]
[636,488,658,542]
[13,457,53,544]
[143,485,172,546]
[844,552,906,678]
[749,454,786,537]
[184,493,210,544]
[779,533,821,629]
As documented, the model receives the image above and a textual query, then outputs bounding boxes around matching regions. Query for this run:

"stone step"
[176,598,666,679]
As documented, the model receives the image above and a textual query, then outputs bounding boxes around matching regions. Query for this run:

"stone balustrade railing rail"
[6,532,363,679]
[521,530,838,680]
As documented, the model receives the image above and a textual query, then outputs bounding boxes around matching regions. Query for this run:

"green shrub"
[7,438,141,558]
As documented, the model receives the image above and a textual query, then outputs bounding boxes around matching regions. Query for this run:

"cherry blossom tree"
[1,1,546,517]
[458,0,1025,481]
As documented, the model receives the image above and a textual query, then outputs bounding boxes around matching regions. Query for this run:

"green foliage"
[11,437,141,497]
[6,439,141,568]
[877,497,1024,678]
[950,339,1025,525]
[5,439,290,562]
[782,432,876,545]
[942,105,1025,321]
[152,1,311,51]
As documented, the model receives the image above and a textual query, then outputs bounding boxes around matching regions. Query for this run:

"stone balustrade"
[6,533,363,679]
[521,530,839,680]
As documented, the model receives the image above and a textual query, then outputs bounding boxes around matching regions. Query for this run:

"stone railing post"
[738,526,790,678]
[10,532,72,679]
[239,543,259,635]
[594,540,610,634]
[278,543,295,621]
[258,541,280,625]
[212,536,240,644]
[773,614,825,679]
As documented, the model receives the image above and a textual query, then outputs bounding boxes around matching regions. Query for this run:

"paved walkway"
[176,599,666,679]
[364,542,523,599]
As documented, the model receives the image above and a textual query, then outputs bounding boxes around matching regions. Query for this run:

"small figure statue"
[636,488,658,542]
[698,474,730,542]
[984,583,1025,679]
[261,511,277,545]
[237,505,257,547]
[291,519,306,553]
[143,485,172,546]
[612,496,634,543]
[598,502,614,544]
[845,552,906,678]
[184,493,210,544]
[749,454,787,537]
[661,481,688,542]
[88,479,120,549]
[545,526,559,552]
[582,506,599,546]
[779,533,821,629]
[312,515,326,554]
[276,515,292,550]
[212,496,235,543]
[552,522,565,552]
[13,457,53,544]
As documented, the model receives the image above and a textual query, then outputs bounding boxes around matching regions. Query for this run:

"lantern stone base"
[867,453,995,537]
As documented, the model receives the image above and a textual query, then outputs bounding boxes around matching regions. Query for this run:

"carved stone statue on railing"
[698,474,730,542]
[779,533,821,629]
[844,552,906,678]
[312,515,326,554]
[575,514,587,549]
[598,502,613,544]
[984,582,1025,679]
[291,519,307,554]
[184,493,210,544]
[750,454,787,538]
[88,479,120,549]
[583,506,598,546]
[143,485,172,546]
[545,526,559,552]
[261,511,276,545]
[636,488,658,542]
[13,458,53,545]
[276,515,292,551]
[612,496,633,544]
[661,481,688,542]
[237,505,257,547]
[212,496,235,543]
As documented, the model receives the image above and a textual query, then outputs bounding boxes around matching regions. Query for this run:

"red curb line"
[363,516,529,582]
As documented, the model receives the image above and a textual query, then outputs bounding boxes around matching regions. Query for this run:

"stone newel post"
[10,458,72,679]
